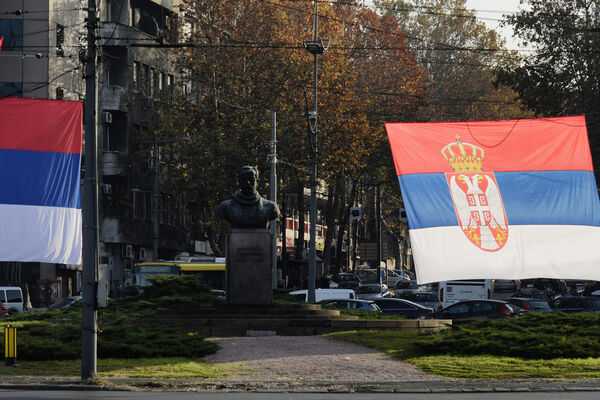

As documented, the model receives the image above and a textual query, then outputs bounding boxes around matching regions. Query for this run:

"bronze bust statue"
[217,166,281,229]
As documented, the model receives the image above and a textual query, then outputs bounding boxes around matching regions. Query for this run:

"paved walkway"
[204,335,444,383]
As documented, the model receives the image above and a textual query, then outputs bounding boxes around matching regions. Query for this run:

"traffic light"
[399,207,407,221]
[350,207,363,220]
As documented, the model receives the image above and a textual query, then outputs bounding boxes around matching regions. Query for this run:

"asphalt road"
[1,390,599,400]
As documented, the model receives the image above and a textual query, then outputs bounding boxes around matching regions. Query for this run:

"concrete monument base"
[226,229,273,304]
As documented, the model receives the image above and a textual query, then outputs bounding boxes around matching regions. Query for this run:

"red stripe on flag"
[0,97,82,154]
[386,116,593,175]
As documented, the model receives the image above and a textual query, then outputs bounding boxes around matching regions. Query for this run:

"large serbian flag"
[0,98,82,264]
[386,116,600,284]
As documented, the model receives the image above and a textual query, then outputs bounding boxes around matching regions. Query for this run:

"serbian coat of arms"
[442,136,508,252]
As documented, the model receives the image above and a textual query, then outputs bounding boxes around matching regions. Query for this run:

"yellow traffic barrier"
[4,325,16,366]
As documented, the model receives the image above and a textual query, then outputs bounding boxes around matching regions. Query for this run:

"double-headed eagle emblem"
[442,136,508,251]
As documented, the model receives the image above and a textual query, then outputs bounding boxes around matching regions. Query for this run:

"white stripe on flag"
[410,225,600,284]
[0,204,82,265]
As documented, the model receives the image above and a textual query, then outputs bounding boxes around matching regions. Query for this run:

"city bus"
[438,279,492,308]
[133,258,226,290]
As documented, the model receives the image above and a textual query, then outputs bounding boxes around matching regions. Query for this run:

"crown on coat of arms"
[441,136,484,172]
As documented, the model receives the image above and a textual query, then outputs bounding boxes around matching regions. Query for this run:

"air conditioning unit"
[122,245,133,258]
[102,111,112,124]
[138,248,146,261]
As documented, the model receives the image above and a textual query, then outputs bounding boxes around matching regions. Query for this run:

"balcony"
[100,85,127,112]
[102,151,127,176]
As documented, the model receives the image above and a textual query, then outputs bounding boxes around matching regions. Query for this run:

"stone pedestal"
[226,229,272,304]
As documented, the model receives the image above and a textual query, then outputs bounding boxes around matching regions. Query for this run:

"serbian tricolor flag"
[0,98,82,264]
[386,116,600,284]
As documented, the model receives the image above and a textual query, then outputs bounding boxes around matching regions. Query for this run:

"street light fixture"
[152,135,191,261]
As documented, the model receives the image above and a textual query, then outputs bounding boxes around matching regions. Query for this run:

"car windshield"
[357,286,381,294]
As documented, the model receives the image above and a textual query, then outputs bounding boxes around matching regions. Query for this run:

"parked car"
[355,269,379,284]
[356,284,392,300]
[373,298,433,318]
[26,296,82,312]
[319,299,381,313]
[512,291,553,305]
[493,279,520,293]
[0,302,8,318]
[423,299,520,322]
[506,297,552,313]
[393,280,420,297]
[551,296,600,313]
[355,268,404,287]
[401,291,442,310]
[332,273,361,291]
[288,289,355,302]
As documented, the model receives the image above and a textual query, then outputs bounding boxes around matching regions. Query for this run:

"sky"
[464,0,523,49]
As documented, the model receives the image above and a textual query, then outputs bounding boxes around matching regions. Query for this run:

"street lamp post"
[304,0,328,303]
[152,135,190,261]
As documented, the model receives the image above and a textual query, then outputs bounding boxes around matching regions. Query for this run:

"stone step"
[160,308,343,317]
[136,317,450,337]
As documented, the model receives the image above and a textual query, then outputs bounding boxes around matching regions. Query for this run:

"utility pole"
[304,0,328,303]
[82,0,99,380]
[270,111,278,289]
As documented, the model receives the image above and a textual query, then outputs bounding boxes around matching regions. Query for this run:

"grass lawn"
[326,329,600,379]
[0,358,241,379]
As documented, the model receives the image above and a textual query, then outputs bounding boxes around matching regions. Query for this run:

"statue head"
[238,165,258,197]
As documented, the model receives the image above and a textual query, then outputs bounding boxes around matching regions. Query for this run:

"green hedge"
[0,275,218,360]
[415,312,600,359]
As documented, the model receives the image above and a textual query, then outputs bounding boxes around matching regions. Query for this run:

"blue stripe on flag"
[399,170,600,229]
[0,149,81,208]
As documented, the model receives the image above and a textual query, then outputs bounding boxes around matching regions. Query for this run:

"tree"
[496,0,600,176]
[375,0,531,122]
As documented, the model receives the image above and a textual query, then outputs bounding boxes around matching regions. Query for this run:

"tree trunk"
[295,181,305,261]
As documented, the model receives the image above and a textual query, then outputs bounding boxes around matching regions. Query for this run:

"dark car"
[493,279,520,293]
[512,291,552,305]
[507,297,552,313]
[373,298,433,318]
[424,299,519,322]
[393,280,420,297]
[333,273,361,291]
[551,296,600,313]
[0,302,8,318]
[401,291,442,310]
[319,299,381,313]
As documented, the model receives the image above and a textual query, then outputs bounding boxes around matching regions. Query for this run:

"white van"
[0,286,24,314]
[289,289,356,302]
[438,280,492,308]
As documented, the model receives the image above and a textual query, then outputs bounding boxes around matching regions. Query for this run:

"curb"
[1,378,600,393]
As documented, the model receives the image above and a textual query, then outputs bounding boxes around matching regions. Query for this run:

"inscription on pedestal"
[227,229,272,304]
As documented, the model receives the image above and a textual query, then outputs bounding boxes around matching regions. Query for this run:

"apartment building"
[0,0,206,305]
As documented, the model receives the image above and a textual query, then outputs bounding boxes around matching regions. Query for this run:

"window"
[104,111,127,152]
[142,64,150,95]
[56,24,65,57]
[0,19,23,51]
[472,302,493,313]
[446,303,470,315]
[0,82,22,97]
[6,290,22,303]
[56,87,64,100]
[133,61,140,87]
